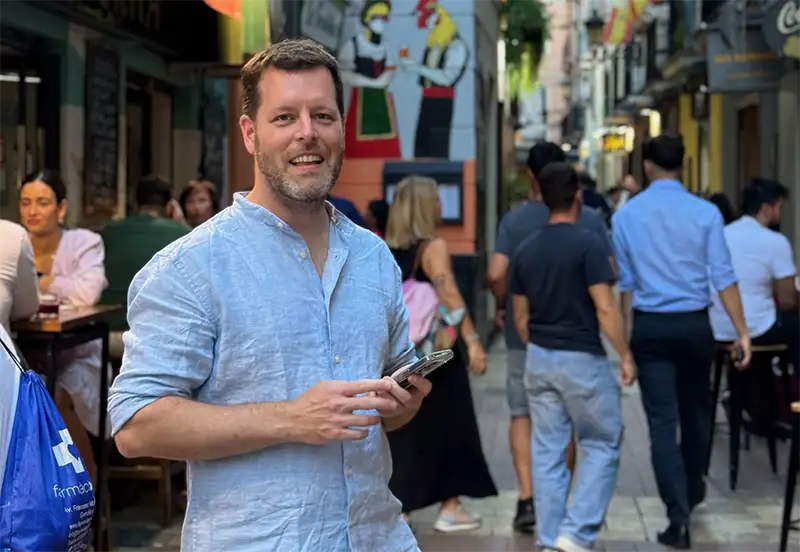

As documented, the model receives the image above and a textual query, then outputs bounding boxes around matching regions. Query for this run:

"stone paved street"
[113,338,798,551]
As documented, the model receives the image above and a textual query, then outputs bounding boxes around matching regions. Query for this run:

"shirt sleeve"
[770,234,798,280]
[705,208,738,292]
[495,213,514,257]
[611,212,635,292]
[48,231,107,307]
[386,260,417,373]
[584,234,616,286]
[108,252,215,436]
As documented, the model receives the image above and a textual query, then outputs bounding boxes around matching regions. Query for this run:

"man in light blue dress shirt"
[612,134,750,550]
[108,39,431,552]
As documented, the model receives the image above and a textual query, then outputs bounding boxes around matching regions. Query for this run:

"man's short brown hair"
[240,39,344,120]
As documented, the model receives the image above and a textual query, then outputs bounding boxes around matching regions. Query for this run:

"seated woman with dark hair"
[179,179,220,228]
[18,169,108,484]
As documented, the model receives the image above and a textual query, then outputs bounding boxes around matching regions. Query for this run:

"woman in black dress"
[385,175,497,532]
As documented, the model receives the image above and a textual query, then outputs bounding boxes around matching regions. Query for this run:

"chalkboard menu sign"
[84,45,120,219]
[201,86,226,194]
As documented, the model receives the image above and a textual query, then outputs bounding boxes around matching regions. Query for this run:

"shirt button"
[347,468,354,477]
[334,355,341,364]
[299,250,308,259]
[277,221,284,229]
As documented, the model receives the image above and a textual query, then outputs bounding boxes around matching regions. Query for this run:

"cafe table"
[12,304,121,552]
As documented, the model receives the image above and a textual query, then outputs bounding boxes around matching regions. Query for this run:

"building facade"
[331,0,501,338]
[0,0,223,227]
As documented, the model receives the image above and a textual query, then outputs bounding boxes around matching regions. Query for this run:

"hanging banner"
[242,0,271,57]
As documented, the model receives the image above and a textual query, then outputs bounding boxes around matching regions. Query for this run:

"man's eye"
[275,114,293,122]
[315,113,334,121]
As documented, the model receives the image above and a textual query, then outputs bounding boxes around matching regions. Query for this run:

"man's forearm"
[598,308,631,361]
[514,317,529,344]
[488,280,507,309]
[621,291,633,341]
[115,397,298,461]
[719,284,749,338]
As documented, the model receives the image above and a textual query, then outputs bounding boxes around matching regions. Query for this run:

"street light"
[585,11,605,48]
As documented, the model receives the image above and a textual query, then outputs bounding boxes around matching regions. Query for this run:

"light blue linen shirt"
[108,193,419,552]
[611,179,737,313]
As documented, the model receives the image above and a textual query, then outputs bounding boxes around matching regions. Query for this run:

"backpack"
[402,242,439,347]
[0,335,95,551]
[401,242,465,356]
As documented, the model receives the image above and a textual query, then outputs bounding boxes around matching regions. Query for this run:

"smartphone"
[389,350,454,389]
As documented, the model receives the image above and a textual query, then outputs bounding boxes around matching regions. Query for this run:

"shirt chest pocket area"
[333,281,393,378]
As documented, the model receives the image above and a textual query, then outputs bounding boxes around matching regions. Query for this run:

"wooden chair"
[779,402,799,552]
[107,354,185,527]
[707,342,790,490]
[108,459,185,527]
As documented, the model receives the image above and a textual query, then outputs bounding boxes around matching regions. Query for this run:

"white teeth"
[290,155,322,164]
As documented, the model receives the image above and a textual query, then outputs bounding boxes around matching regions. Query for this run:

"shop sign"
[45,0,220,62]
[763,0,800,59]
[600,130,631,155]
[706,29,783,93]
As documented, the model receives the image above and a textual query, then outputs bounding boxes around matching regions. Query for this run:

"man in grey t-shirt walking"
[488,143,612,533]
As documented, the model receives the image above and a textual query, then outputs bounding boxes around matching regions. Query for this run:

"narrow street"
[114,339,798,552]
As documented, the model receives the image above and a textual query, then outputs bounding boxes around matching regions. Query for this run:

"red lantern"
[204,0,242,20]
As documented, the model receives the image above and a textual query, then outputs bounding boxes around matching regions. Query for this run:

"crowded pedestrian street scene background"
[0,0,799,551]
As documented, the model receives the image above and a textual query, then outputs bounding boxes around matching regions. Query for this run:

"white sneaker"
[555,535,592,552]
[433,509,482,533]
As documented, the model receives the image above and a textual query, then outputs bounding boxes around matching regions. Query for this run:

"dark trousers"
[747,310,800,433]
[631,309,715,525]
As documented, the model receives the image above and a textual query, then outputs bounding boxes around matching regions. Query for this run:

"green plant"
[503,167,532,207]
[502,0,549,99]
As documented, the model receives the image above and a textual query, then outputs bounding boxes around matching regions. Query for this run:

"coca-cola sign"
[777,1,800,34]
[764,0,800,58]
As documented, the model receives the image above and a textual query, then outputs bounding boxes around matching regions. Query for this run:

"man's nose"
[295,112,317,141]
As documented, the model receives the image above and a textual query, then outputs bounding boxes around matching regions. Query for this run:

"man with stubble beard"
[108,39,431,552]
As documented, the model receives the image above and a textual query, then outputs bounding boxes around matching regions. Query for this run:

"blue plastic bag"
[0,337,95,551]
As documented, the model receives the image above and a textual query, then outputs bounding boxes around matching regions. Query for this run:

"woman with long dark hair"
[18,169,108,483]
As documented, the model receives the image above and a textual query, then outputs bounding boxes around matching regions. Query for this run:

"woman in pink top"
[19,169,108,483]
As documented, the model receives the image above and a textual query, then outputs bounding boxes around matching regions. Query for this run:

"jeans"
[524,343,623,549]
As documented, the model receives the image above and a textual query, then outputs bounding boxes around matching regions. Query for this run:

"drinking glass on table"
[38,293,60,320]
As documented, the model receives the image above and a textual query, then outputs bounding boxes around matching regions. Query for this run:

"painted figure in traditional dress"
[400,0,469,159]
[339,0,402,158]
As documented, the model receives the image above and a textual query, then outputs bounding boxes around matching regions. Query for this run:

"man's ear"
[239,115,257,155]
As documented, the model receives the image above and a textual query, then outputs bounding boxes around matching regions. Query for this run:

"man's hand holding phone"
[375,375,432,432]
[291,379,400,445]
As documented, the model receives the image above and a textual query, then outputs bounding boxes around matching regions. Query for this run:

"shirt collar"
[739,215,762,227]
[647,178,685,191]
[231,192,353,237]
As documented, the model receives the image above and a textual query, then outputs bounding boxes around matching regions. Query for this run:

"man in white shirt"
[0,220,39,333]
[710,179,798,368]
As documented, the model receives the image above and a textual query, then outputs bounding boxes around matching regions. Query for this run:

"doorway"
[126,73,173,214]
[0,35,59,221]
[737,104,760,206]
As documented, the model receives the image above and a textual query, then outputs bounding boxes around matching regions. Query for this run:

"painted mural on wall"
[338,0,474,161]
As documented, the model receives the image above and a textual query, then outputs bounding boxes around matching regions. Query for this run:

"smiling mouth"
[289,154,323,166]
